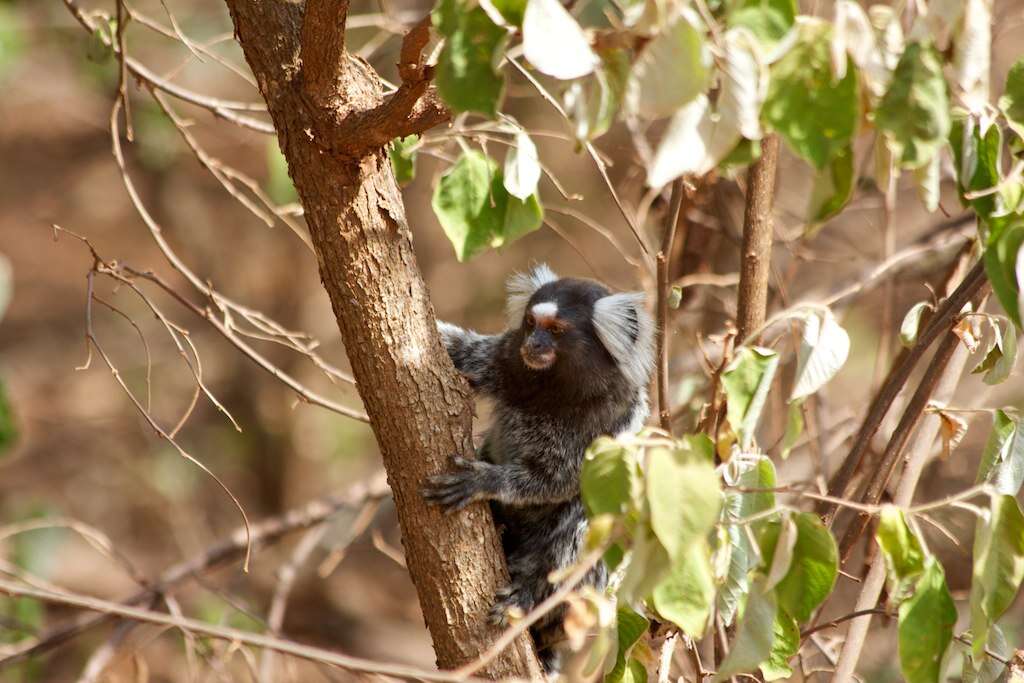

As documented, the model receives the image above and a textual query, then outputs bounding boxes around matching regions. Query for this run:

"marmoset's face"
[520,301,567,371]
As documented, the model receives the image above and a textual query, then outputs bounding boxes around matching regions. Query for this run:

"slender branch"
[820,257,987,523]
[837,328,964,562]
[656,180,686,432]
[0,476,388,667]
[799,608,889,639]
[830,287,988,683]
[735,134,779,344]
[0,577,472,683]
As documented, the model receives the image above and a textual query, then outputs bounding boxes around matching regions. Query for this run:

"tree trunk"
[222,1,541,677]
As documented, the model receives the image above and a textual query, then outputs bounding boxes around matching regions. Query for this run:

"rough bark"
[735,134,779,344]
[222,1,541,677]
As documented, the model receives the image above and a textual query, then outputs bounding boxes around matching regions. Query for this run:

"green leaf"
[0,5,25,83]
[388,135,418,186]
[626,9,711,120]
[969,495,1024,658]
[721,346,779,450]
[566,48,629,142]
[433,0,507,117]
[488,0,527,26]
[266,139,298,204]
[877,505,926,604]
[728,0,796,47]
[900,302,933,348]
[976,410,1024,496]
[963,623,1011,683]
[953,119,1004,219]
[899,558,957,683]
[875,42,951,170]
[972,320,1018,385]
[623,658,647,683]
[763,20,860,169]
[713,579,777,681]
[998,57,1024,139]
[582,437,639,518]
[807,145,855,224]
[983,219,1024,329]
[431,150,543,261]
[617,529,672,604]
[718,456,777,624]
[760,610,799,681]
[522,0,599,80]
[652,539,714,637]
[605,606,649,683]
[0,378,16,457]
[780,399,803,459]
[720,137,762,171]
[774,512,838,623]
[790,309,850,401]
[646,446,720,561]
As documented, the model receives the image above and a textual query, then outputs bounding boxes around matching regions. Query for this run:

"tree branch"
[735,134,779,344]
[656,180,686,432]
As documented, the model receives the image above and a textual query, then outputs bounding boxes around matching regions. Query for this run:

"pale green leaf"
[646,446,720,561]
[652,539,714,637]
[963,623,1010,683]
[617,529,672,604]
[780,399,803,460]
[790,309,850,401]
[900,302,933,347]
[899,558,957,683]
[951,0,991,112]
[728,0,795,48]
[875,42,951,169]
[582,438,638,518]
[388,135,418,186]
[877,505,926,604]
[976,410,1024,496]
[760,610,799,681]
[722,347,779,450]
[626,10,711,120]
[807,145,855,224]
[605,606,649,683]
[969,495,1024,658]
[522,0,599,80]
[764,513,797,589]
[983,220,1024,329]
[565,49,629,142]
[503,130,541,200]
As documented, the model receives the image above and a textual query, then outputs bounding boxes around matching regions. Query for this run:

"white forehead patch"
[531,302,558,319]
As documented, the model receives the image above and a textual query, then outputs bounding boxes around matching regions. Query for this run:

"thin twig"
[656,180,685,432]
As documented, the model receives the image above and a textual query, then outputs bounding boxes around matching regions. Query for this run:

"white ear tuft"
[592,292,655,388]
[506,264,559,326]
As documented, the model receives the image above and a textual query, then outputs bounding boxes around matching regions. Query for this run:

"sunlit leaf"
[504,130,541,200]
[790,309,850,401]
[626,9,711,120]
[763,19,860,169]
[983,219,1024,329]
[652,539,714,637]
[914,152,941,212]
[581,437,639,518]
[963,623,1010,683]
[832,0,890,96]
[434,0,507,117]
[774,512,838,622]
[764,513,797,589]
[646,446,720,561]
[969,495,1024,662]
[722,347,779,450]
[728,0,795,48]
[522,0,599,80]
[389,135,418,186]
[605,606,649,683]
[876,505,926,604]
[900,302,933,347]
[431,151,542,261]
[936,407,969,460]
[565,49,630,141]
[951,0,991,113]
[899,558,957,683]
[780,399,803,460]
[875,42,951,169]
[976,410,1024,496]
[760,610,799,681]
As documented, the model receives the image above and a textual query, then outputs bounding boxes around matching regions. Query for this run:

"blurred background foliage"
[0,0,1021,680]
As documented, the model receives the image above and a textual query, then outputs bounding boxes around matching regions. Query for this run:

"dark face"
[518,278,612,375]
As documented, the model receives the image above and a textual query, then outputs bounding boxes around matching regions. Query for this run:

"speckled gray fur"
[425,267,654,672]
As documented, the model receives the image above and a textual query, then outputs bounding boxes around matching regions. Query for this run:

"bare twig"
[0,475,388,667]
[656,180,686,432]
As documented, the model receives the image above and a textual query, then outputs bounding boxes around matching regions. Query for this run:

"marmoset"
[422,264,654,672]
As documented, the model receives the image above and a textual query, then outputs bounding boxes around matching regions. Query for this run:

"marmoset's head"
[505,264,654,389]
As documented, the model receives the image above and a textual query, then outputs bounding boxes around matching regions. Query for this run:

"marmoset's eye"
[525,313,536,328]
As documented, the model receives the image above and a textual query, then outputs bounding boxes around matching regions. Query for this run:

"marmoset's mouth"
[521,347,555,371]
